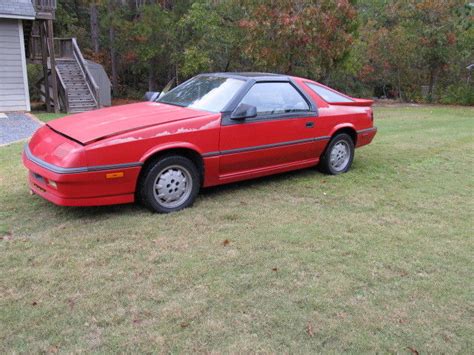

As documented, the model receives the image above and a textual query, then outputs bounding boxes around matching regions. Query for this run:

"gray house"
[0,0,36,112]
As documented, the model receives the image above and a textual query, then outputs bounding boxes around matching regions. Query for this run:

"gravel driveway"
[0,112,42,145]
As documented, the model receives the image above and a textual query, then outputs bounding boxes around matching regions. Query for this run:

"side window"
[306,83,353,103]
[240,82,310,116]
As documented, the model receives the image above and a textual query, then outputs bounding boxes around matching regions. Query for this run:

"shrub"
[439,83,474,106]
[27,64,42,102]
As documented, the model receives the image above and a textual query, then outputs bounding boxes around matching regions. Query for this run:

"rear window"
[306,83,353,103]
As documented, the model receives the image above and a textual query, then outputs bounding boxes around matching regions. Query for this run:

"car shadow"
[55,166,324,219]
[200,166,322,197]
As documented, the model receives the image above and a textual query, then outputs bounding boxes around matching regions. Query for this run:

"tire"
[319,133,355,175]
[139,155,200,213]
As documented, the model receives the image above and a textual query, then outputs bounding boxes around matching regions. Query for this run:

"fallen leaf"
[180,322,189,328]
[223,239,230,246]
[1,232,12,241]
[68,298,75,310]
[306,321,314,337]
[407,347,419,355]
[48,346,59,354]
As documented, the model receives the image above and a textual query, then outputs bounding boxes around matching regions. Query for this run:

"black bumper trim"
[24,145,143,174]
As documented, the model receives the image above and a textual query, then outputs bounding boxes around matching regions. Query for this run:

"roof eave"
[0,14,35,20]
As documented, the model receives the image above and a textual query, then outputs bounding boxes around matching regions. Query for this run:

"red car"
[23,73,377,213]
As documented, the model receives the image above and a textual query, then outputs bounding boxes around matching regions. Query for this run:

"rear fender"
[329,123,357,138]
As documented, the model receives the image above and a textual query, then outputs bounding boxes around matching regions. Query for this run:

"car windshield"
[157,76,245,113]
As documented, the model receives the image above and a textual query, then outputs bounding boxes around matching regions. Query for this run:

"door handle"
[305,121,314,128]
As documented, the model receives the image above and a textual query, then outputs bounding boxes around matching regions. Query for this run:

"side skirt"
[217,157,320,185]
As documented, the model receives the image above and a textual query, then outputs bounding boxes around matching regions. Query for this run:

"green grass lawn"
[1,106,473,352]
[33,112,68,123]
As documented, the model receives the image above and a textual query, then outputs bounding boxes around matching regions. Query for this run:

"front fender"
[139,141,204,163]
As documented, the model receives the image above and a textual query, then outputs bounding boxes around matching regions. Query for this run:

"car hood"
[47,102,211,145]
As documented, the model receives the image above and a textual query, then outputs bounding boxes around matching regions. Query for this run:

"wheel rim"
[153,165,193,209]
[329,141,351,172]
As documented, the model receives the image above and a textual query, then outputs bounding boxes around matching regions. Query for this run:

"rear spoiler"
[329,98,374,107]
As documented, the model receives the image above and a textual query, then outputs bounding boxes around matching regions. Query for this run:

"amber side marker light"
[106,172,124,179]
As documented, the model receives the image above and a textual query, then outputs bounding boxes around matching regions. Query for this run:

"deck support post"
[39,22,51,112]
[47,19,59,113]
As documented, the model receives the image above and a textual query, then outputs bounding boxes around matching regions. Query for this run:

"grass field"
[1,106,473,352]
[33,112,67,123]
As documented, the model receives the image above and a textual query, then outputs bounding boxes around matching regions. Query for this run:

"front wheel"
[139,155,200,213]
[319,133,355,175]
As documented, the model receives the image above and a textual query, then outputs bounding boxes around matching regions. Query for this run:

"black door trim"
[202,136,330,158]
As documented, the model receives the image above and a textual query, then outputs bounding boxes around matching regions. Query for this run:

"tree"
[356,0,472,101]
[239,0,358,80]
[176,2,243,78]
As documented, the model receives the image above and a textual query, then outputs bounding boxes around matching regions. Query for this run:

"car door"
[218,81,320,179]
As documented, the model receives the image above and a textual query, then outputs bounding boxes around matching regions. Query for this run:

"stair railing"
[35,73,67,112]
[71,38,101,108]
[56,70,69,113]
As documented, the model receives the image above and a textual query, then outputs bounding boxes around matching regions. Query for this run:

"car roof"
[202,72,291,81]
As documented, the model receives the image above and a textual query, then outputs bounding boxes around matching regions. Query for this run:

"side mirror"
[231,103,257,120]
[144,91,160,102]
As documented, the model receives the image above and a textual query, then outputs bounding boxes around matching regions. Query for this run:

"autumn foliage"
[53,0,473,104]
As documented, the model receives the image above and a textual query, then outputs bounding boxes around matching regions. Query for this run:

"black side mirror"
[144,91,160,102]
[231,103,257,120]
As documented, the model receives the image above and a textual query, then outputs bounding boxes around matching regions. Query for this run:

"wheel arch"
[329,125,357,145]
[138,143,205,188]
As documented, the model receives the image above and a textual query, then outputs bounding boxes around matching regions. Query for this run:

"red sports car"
[23,73,377,213]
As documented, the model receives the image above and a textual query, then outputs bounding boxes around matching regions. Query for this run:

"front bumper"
[23,147,141,207]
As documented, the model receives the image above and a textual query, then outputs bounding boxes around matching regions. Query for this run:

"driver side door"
[218,81,320,183]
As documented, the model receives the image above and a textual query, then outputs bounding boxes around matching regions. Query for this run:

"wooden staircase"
[56,59,98,113]
[29,34,101,113]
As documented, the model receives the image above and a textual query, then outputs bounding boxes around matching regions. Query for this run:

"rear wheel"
[319,133,354,175]
[140,155,200,213]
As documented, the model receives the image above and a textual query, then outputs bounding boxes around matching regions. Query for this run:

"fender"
[139,141,204,163]
[328,123,357,138]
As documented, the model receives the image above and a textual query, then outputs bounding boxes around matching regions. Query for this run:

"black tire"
[319,133,355,175]
[139,155,200,213]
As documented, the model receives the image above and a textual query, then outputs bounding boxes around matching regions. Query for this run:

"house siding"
[0,19,30,112]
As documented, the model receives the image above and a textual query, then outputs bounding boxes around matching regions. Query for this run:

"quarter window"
[240,82,310,116]
[306,83,354,103]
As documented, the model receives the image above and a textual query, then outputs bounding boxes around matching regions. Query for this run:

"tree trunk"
[108,1,118,93]
[148,58,158,91]
[90,2,100,54]
[397,68,403,101]
[428,68,436,103]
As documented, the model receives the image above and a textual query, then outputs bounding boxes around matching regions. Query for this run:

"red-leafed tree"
[239,0,358,79]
